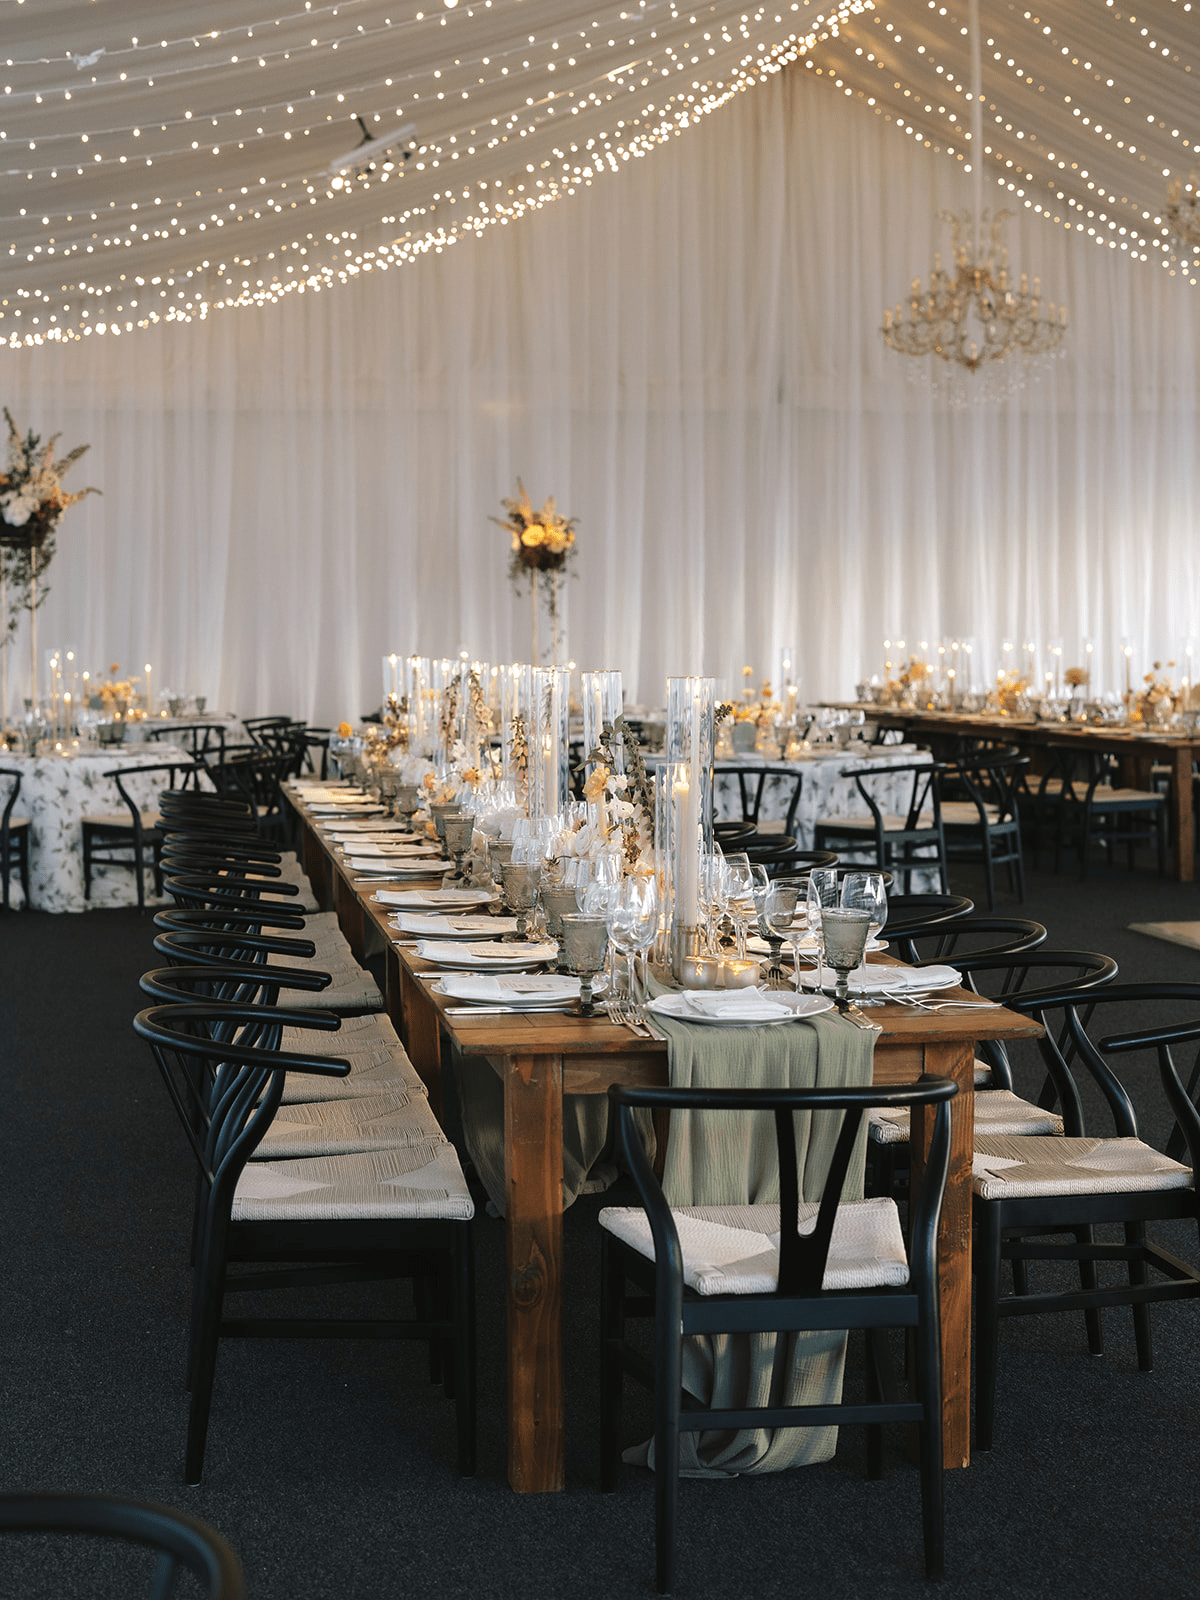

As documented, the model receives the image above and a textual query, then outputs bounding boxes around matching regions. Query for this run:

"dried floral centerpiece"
[493,480,578,664]
[1,409,99,713]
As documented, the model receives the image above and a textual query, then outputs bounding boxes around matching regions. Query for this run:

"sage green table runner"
[628,1007,876,1477]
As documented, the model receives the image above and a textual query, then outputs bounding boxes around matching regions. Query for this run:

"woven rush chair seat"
[599,1197,910,1295]
[868,1090,1064,1147]
[972,1134,1192,1200]
[274,912,383,1012]
[83,806,162,831]
[253,1086,447,1160]
[233,1140,474,1221]
[279,1013,427,1100]
[939,800,1000,825]
[819,811,936,832]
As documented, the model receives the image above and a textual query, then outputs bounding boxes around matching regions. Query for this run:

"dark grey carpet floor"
[2,853,1200,1598]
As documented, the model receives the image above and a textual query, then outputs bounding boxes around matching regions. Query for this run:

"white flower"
[0,490,33,526]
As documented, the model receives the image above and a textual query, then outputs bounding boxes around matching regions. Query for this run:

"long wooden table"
[840,706,1200,881]
[288,788,1043,1489]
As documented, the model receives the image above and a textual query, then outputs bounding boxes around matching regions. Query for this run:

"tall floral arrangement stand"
[492,481,578,666]
[0,410,99,724]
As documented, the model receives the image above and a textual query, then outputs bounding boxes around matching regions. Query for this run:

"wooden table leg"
[300,822,331,911]
[910,1039,974,1469]
[399,965,443,1123]
[1170,747,1194,883]
[332,870,366,960]
[504,1050,565,1493]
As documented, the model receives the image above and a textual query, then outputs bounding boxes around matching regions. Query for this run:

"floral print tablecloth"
[0,744,194,912]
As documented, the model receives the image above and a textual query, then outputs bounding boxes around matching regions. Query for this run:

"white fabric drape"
[3,67,1197,726]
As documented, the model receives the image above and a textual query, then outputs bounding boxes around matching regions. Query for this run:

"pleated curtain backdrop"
[3,66,1197,725]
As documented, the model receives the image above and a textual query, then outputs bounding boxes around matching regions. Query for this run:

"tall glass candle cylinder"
[530,666,570,822]
[665,676,715,977]
[382,653,402,706]
[462,659,492,768]
[500,663,533,794]
[581,669,624,772]
[429,657,459,769]
[404,655,431,744]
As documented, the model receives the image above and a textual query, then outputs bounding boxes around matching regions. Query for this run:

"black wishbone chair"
[971,981,1200,1451]
[0,1492,244,1599]
[600,1076,958,1591]
[81,760,200,911]
[813,760,950,894]
[865,949,1117,1200]
[713,763,806,838]
[133,1003,476,1485]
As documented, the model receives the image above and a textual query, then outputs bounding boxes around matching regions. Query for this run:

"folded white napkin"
[439,973,580,1002]
[393,914,520,938]
[853,963,960,994]
[374,888,492,907]
[348,857,451,874]
[416,939,555,964]
[681,987,795,1022]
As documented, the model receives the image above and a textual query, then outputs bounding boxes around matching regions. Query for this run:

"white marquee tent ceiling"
[1,0,1196,349]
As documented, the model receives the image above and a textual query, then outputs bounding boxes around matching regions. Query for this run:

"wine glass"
[754,879,802,989]
[840,871,888,993]
[722,854,764,960]
[605,876,659,1020]
[699,851,727,953]
[772,873,814,989]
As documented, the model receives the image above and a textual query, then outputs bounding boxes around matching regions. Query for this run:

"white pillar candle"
[673,771,700,927]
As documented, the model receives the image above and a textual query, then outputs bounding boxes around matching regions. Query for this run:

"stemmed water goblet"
[805,866,840,991]
[820,907,872,1013]
[559,914,609,1016]
[722,854,765,960]
[499,860,539,942]
[395,783,421,834]
[839,870,888,995]
[699,851,727,953]
[442,814,474,884]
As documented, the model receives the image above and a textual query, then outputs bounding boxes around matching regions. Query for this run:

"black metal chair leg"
[1076,1225,1104,1357]
[454,1222,476,1476]
[600,1235,625,1493]
[1126,1221,1154,1371]
[973,1203,1003,1452]
[653,1268,683,1595]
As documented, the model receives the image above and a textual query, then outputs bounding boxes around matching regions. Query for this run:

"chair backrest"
[106,762,200,828]
[713,764,805,836]
[942,749,1028,823]
[0,1491,244,1600]
[884,894,975,961]
[153,924,318,971]
[134,1003,349,1197]
[146,722,231,762]
[842,760,946,833]
[161,868,301,914]
[907,915,1046,966]
[1003,982,1200,1154]
[609,1077,957,1296]
[153,905,309,939]
[0,766,21,831]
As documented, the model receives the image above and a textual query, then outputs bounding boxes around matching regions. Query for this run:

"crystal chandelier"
[881,0,1066,380]
[883,210,1066,372]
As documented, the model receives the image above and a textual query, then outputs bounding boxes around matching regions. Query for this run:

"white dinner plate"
[830,963,961,996]
[646,990,835,1027]
[745,933,886,959]
[373,887,497,910]
[415,939,557,971]
[348,857,453,876]
[435,974,583,1007]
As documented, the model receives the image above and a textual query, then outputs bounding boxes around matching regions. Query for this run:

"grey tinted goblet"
[820,907,871,1012]
[559,914,609,1016]
[500,861,538,942]
[443,815,474,883]
[395,783,420,833]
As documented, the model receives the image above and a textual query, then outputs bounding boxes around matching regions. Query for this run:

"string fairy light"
[0,0,872,344]
[2,0,1194,348]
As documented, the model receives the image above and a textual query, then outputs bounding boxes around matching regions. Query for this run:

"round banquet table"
[1,742,193,912]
